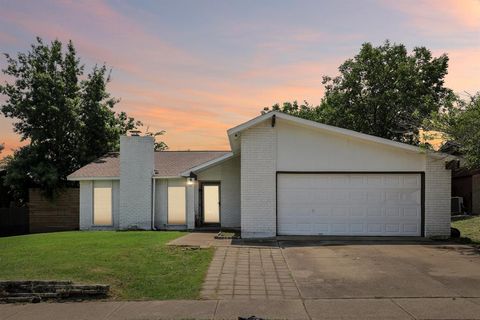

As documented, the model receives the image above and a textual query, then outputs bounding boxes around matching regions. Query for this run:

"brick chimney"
[119,135,154,229]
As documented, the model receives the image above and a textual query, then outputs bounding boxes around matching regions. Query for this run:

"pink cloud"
[0,31,17,44]
[381,0,480,34]
[0,0,197,83]
[438,47,480,94]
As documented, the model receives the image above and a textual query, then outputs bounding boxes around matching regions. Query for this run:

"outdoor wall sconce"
[187,172,197,185]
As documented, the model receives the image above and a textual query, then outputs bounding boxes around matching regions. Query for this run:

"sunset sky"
[0,0,479,156]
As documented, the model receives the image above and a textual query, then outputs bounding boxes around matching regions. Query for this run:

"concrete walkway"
[201,247,300,299]
[166,232,278,248]
[3,297,480,319]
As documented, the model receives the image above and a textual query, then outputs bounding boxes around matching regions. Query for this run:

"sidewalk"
[166,232,277,249]
[2,297,480,320]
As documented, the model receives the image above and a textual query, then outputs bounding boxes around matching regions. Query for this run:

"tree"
[429,94,480,168]
[145,129,169,151]
[263,40,455,145]
[0,143,3,154]
[78,65,141,164]
[0,38,166,200]
[262,101,322,121]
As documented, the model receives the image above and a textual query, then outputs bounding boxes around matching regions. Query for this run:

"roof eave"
[227,111,425,154]
[180,152,234,176]
[152,175,183,179]
[67,176,120,181]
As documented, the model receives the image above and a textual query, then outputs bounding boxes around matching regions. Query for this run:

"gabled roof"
[68,153,120,180]
[154,151,230,177]
[180,152,234,176]
[67,151,231,180]
[228,111,423,154]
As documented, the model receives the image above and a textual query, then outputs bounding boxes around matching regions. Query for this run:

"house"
[68,111,452,238]
[438,141,480,215]
[451,168,480,215]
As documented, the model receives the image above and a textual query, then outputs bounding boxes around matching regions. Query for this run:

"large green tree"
[430,94,480,168]
[264,40,455,145]
[0,38,153,200]
[78,65,141,163]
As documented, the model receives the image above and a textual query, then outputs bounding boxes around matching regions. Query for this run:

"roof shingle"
[68,151,230,179]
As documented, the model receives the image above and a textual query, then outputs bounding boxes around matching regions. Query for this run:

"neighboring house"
[68,111,453,238]
[451,168,480,215]
[439,141,480,215]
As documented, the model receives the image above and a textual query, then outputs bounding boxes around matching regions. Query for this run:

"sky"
[0,0,479,156]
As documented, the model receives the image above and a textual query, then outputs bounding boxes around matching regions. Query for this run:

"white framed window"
[167,186,186,225]
[93,180,113,226]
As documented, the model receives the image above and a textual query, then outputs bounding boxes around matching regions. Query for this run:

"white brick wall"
[237,119,452,239]
[240,121,277,238]
[425,155,451,238]
[119,136,154,230]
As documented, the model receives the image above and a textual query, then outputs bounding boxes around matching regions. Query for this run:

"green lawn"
[452,216,480,245]
[0,231,213,300]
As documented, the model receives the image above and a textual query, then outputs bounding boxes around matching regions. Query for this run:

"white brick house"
[68,111,453,238]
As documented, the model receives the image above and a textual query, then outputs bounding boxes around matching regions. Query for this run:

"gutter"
[179,152,234,177]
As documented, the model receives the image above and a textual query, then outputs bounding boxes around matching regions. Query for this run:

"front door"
[201,183,220,225]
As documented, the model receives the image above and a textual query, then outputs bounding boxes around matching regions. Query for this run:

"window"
[168,186,186,224]
[93,180,113,225]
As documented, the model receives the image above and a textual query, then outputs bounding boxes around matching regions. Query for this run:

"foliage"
[78,65,142,163]
[0,231,213,299]
[0,143,14,207]
[263,40,455,145]
[262,101,323,121]
[0,38,166,200]
[428,93,480,168]
[145,129,169,151]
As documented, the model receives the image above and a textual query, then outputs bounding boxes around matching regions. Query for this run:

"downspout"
[151,176,157,230]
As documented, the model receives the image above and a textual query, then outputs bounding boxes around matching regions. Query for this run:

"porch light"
[187,172,197,185]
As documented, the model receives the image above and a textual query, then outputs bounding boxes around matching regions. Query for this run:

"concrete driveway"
[280,241,480,299]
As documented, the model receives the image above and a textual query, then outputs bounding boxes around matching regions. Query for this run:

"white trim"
[427,151,457,160]
[228,111,423,154]
[67,176,120,181]
[153,175,184,179]
[180,152,234,176]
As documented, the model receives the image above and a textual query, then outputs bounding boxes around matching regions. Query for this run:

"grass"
[0,231,213,300]
[452,215,480,245]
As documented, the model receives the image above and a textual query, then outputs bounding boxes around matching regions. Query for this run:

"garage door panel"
[349,223,364,233]
[403,224,419,233]
[277,173,422,236]
[367,223,383,233]
[367,207,383,217]
[403,207,420,217]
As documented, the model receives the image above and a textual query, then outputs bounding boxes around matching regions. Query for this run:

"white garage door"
[277,173,422,236]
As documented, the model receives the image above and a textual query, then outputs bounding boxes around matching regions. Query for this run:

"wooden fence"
[29,188,79,233]
[0,207,29,237]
